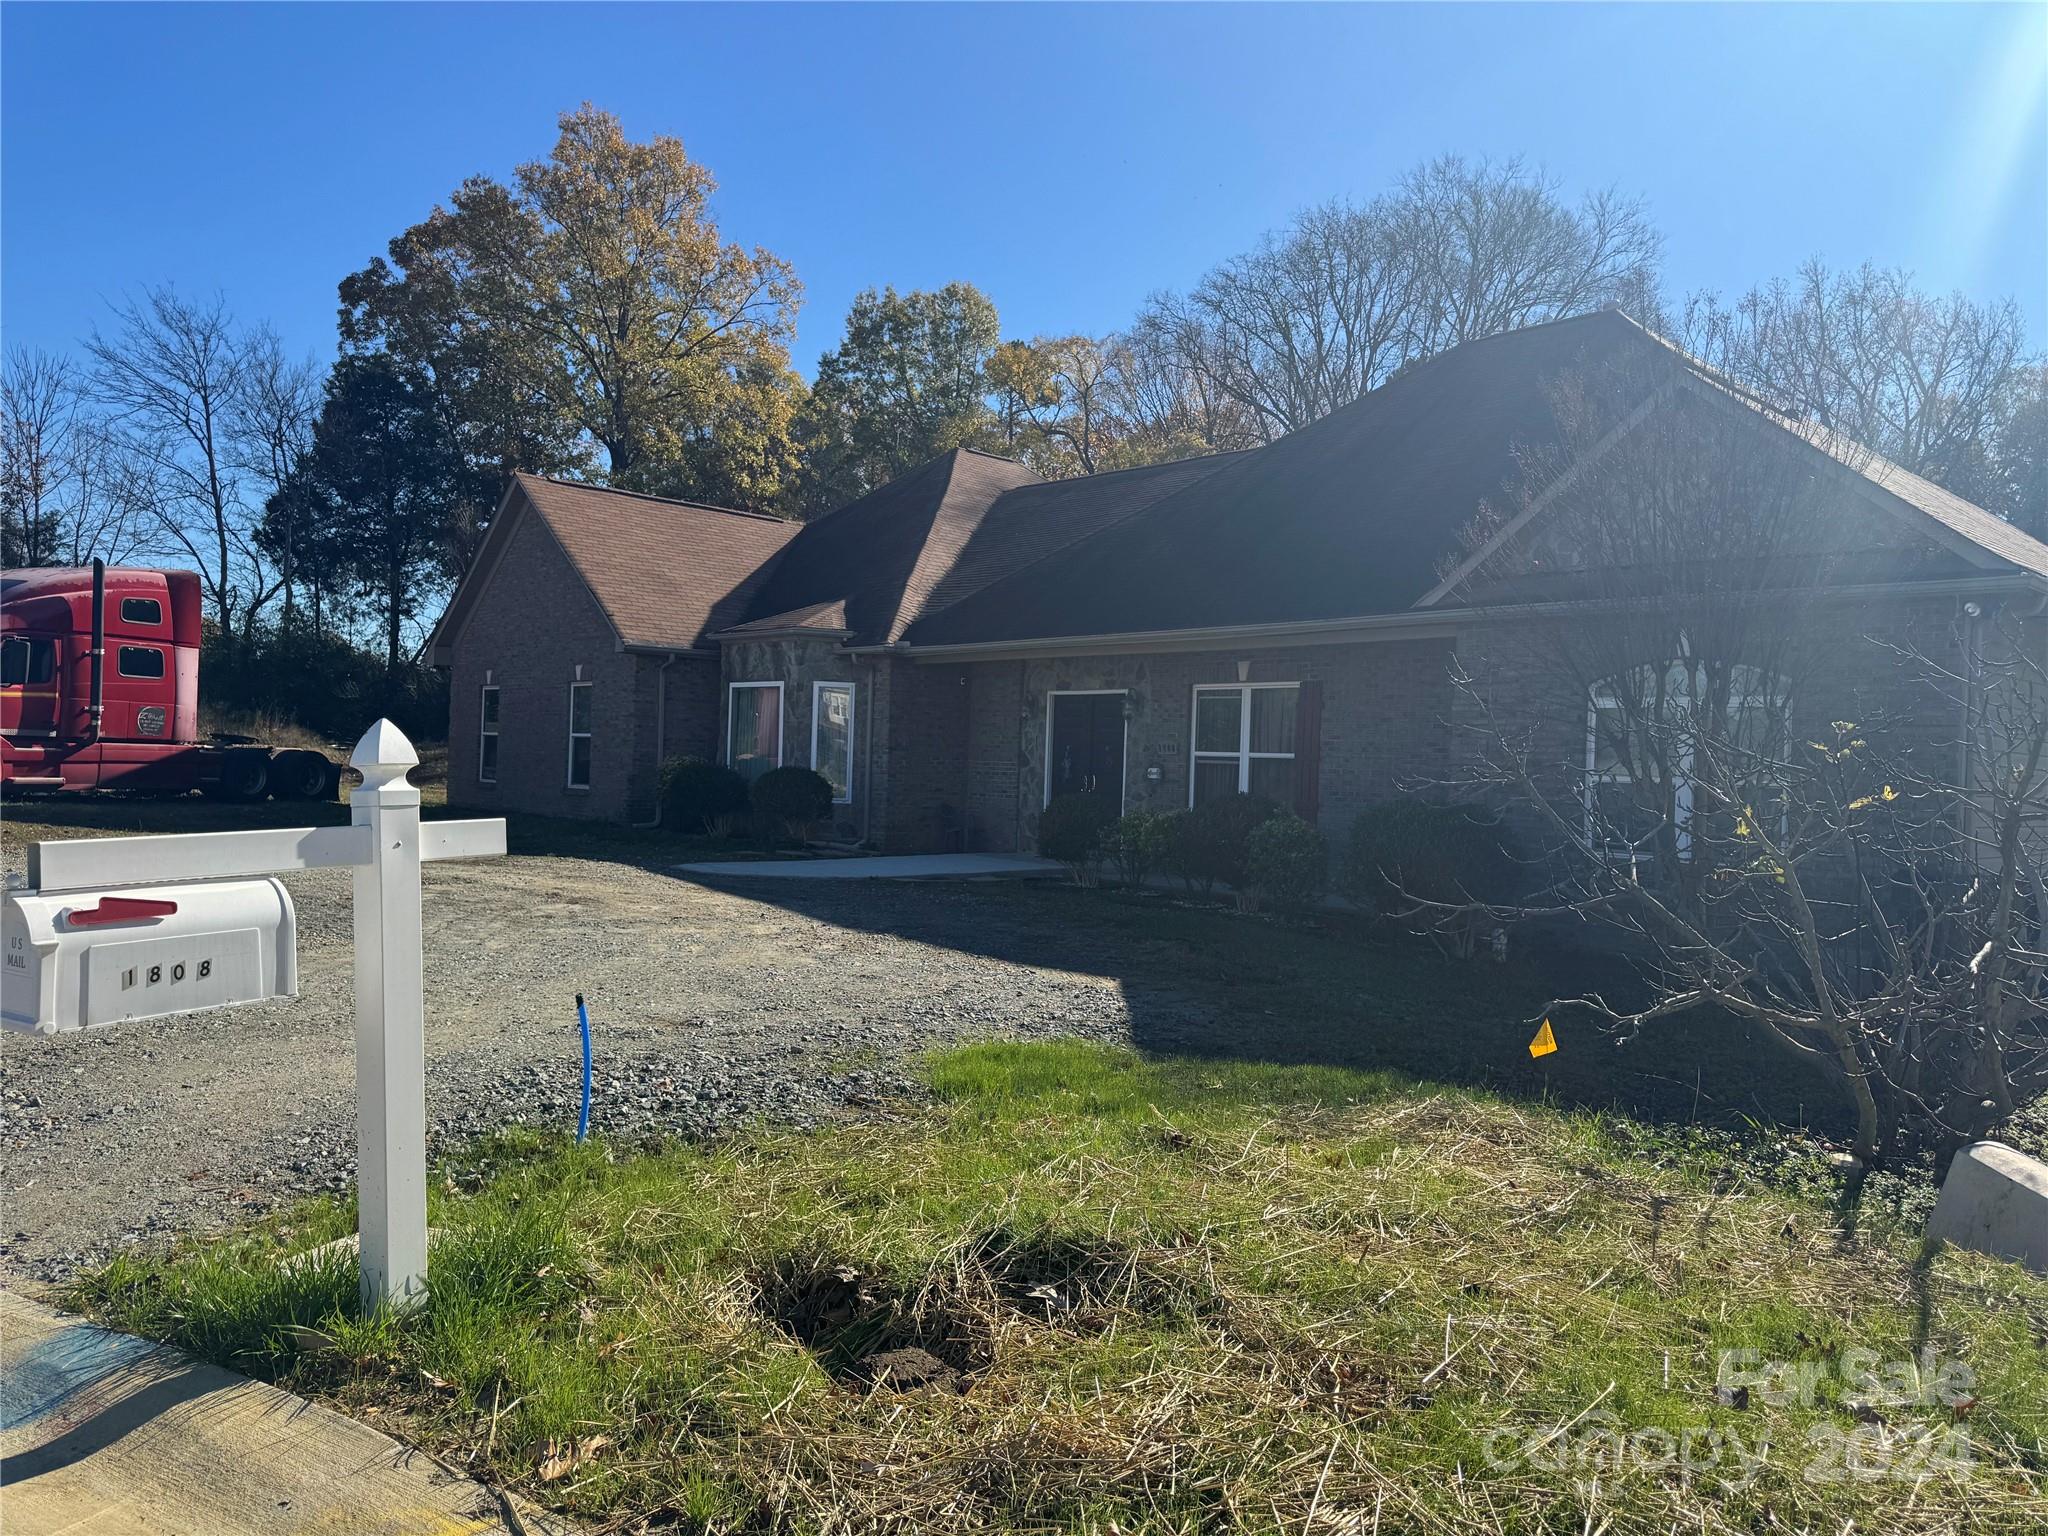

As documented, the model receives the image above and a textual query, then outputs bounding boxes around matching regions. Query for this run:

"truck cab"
[3,566,204,791]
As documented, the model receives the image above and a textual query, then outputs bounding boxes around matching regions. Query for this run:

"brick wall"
[445,509,648,821]
[870,658,973,851]
[956,639,1460,853]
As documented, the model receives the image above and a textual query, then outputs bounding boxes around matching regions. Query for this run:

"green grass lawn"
[76,1043,2048,1535]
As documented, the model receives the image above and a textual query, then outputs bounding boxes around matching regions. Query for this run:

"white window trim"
[809,680,855,805]
[565,679,593,789]
[1188,682,1300,808]
[1583,664,1788,863]
[727,681,785,774]
[1042,689,1129,812]
[477,684,500,784]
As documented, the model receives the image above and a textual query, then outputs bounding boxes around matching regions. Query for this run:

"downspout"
[632,652,679,828]
[959,667,974,852]
[1015,657,1027,854]
[859,656,877,847]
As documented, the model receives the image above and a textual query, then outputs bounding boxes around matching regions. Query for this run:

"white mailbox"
[2,878,297,1035]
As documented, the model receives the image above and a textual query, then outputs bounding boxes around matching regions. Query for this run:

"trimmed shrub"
[1038,792,1118,881]
[752,766,835,842]
[1342,800,1519,914]
[1103,810,1173,889]
[1247,813,1328,909]
[661,757,749,834]
[1164,794,1283,895]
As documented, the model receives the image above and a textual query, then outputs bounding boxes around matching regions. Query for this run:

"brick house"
[430,311,2048,848]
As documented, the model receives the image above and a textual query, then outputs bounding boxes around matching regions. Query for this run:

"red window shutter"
[1294,680,1323,823]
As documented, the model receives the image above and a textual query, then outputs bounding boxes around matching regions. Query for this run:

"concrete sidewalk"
[676,852,1062,880]
[0,1290,568,1535]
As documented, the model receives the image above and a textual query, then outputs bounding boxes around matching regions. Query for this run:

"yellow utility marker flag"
[1529,1019,1558,1058]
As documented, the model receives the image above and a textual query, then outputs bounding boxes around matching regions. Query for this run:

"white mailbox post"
[1,719,505,1313]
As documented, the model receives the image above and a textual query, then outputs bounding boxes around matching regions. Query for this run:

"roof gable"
[733,448,1043,645]
[430,473,800,662]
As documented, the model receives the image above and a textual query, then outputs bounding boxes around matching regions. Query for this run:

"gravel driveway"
[0,831,1215,1286]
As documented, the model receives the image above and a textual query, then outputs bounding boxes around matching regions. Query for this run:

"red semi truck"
[1,561,339,800]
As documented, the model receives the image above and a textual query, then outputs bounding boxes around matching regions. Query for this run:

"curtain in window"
[731,688,780,782]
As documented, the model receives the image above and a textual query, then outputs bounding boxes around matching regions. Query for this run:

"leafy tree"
[342,104,805,523]
[339,180,587,577]
[800,283,1003,511]
[268,355,459,681]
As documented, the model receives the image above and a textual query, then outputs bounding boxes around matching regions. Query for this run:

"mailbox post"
[350,720,431,1311]
[2,719,505,1314]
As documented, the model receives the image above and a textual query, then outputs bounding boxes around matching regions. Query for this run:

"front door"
[1048,693,1125,806]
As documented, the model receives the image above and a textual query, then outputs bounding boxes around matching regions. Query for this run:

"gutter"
[883,572,2048,662]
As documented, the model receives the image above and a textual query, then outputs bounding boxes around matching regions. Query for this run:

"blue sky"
[4,2,2044,376]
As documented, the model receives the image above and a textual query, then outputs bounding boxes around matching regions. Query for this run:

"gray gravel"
[0,844,1198,1286]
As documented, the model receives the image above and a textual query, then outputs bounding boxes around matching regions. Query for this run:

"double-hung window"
[811,682,854,803]
[478,685,500,784]
[566,680,593,788]
[1190,683,1299,809]
[728,682,783,783]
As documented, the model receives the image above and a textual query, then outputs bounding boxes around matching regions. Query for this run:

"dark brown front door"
[1048,693,1124,805]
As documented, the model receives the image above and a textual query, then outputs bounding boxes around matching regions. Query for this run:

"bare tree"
[1396,156,1662,355]
[1114,306,1264,456]
[85,287,282,638]
[1129,158,1662,452]
[56,417,155,566]
[1414,349,2046,1163]
[232,328,321,621]
[1679,263,2039,525]
[2,348,79,565]
[1137,198,1414,442]
[2,348,152,567]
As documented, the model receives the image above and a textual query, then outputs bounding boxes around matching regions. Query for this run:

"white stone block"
[1925,1141,2048,1274]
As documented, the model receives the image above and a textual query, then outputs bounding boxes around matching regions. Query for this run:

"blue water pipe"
[574,992,593,1143]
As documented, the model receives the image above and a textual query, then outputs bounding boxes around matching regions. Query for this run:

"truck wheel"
[273,750,337,801]
[217,748,270,802]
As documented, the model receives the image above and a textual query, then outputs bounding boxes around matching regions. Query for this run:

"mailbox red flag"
[65,897,179,928]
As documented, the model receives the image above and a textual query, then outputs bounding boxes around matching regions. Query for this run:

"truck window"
[117,645,166,679]
[2,636,55,687]
[120,597,163,626]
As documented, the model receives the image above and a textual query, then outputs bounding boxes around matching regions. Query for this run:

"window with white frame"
[565,680,593,788]
[478,685,500,783]
[1585,662,1787,861]
[728,682,782,784]
[1190,683,1299,808]
[811,681,854,803]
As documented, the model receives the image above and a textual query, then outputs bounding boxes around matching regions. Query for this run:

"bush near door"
[661,758,751,833]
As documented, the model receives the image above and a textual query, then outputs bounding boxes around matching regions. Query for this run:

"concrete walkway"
[0,1291,569,1535]
[676,852,1062,880]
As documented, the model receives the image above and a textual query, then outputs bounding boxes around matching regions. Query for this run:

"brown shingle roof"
[733,448,1044,646]
[715,598,851,638]
[907,314,1647,645]
[515,473,800,650]
[907,311,2048,647]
